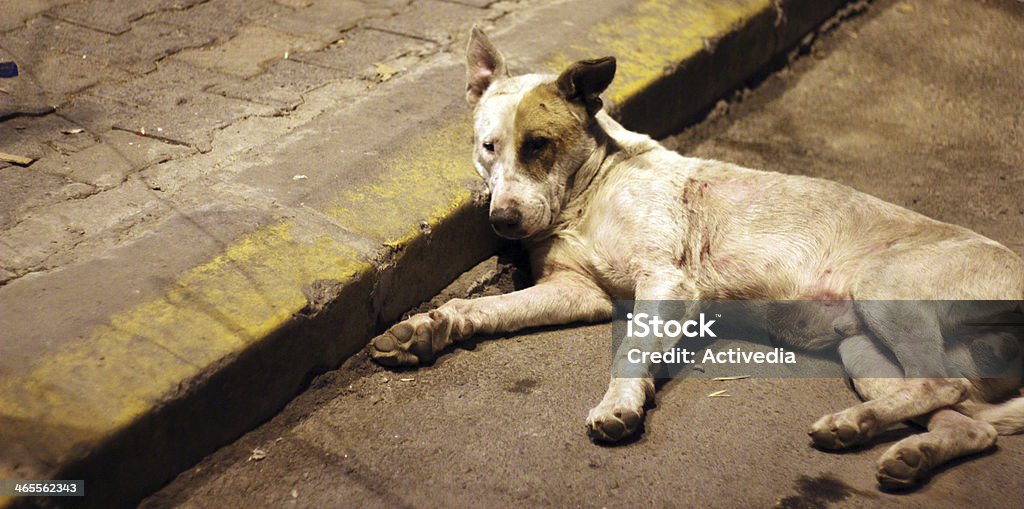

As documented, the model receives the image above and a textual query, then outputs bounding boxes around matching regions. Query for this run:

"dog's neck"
[530,111,658,242]
[564,120,614,205]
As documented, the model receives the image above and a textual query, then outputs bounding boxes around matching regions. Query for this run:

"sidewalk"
[0,1,845,507]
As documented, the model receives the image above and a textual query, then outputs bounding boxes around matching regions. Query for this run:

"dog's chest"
[559,200,658,299]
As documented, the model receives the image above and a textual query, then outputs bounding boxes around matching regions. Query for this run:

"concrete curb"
[0,1,847,507]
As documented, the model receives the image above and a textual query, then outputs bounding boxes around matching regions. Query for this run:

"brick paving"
[0,0,532,286]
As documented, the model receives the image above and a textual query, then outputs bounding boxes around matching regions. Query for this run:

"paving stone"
[89,59,258,112]
[0,178,170,272]
[0,121,54,162]
[18,51,129,100]
[0,0,77,32]
[363,0,497,44]
[265,0,391,43]
[0,84,53,120]
[209,58,345,108]
[47,129,101,154]
[98,129,197,170]
[32,142,137,189]
[3,15,111,58]
[57,96,213,156]
[140,79,367,194]
[83,19,215,75]
[52,95,115,134]
[82,59,281,153]
[293,28,435,79]
[62,95,215,153]
[150,0,290,42]
[0,17,131,106]
[0,114,100,158]
[0,166,70,230]
[46,0,206,35]
[172,25,321,78]
[3,15,210,78]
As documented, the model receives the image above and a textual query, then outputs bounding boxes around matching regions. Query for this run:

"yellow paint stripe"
[547,0,768,105]
[327,121,478,245]
[0,223,370,429]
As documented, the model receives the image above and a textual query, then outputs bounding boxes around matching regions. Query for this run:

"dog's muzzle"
[489,207,526,239]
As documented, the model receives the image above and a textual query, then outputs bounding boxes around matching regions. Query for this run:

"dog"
[369,27,1024,489]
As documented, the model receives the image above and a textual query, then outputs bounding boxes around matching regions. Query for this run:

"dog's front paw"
[369,310,460,367]
[808,407,877,450]
[586,400,644,443]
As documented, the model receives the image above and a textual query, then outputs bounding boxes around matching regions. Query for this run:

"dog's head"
[466,28,616,240]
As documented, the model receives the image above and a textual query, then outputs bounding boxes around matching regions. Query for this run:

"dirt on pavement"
[141,1,1024,507]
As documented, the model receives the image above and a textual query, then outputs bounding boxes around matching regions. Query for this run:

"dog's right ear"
[466,27,508,107]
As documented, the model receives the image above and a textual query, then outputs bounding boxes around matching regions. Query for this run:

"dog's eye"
[523,137,550,154]
[482,141,495,153]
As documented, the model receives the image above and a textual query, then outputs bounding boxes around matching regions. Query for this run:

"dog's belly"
[758,299,859,351]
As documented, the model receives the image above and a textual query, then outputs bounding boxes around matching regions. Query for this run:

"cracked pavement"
[0,0,531,285]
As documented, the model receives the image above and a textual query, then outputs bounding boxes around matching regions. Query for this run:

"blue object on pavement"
[0,61,19,78]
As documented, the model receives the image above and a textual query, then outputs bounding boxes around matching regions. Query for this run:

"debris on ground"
[375,63,398,82]
[712,376,750,381]
[0,61,18,78]
[247,448,267,461]
[707,390,731,398]
[0,151,35,166]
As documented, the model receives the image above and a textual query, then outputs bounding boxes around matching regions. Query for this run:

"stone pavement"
[0,0,847,507]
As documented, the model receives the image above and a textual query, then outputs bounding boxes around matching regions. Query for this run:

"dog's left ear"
[556,56,616,116]
[466,27,509,107]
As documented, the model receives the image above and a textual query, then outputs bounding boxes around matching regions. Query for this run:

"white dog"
[370,28,1024,489]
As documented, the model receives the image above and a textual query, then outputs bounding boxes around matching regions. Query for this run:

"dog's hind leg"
[855,300,949,378]
[875,408,996,489]
[809,335,971,450]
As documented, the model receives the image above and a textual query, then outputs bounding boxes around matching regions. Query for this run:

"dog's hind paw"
[586,402,644,443]
[369,310,460,367]
[808,408,877,450]
[876,437,930,489]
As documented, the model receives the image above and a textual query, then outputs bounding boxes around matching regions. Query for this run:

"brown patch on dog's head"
[513,83,580,180]
[512,57,616,179]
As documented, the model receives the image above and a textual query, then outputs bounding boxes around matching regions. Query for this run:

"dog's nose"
[489,207,524,238]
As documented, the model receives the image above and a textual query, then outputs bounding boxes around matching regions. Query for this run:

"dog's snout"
[489,207,524,238]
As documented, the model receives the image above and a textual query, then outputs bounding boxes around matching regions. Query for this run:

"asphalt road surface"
[142,0,1024,507]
